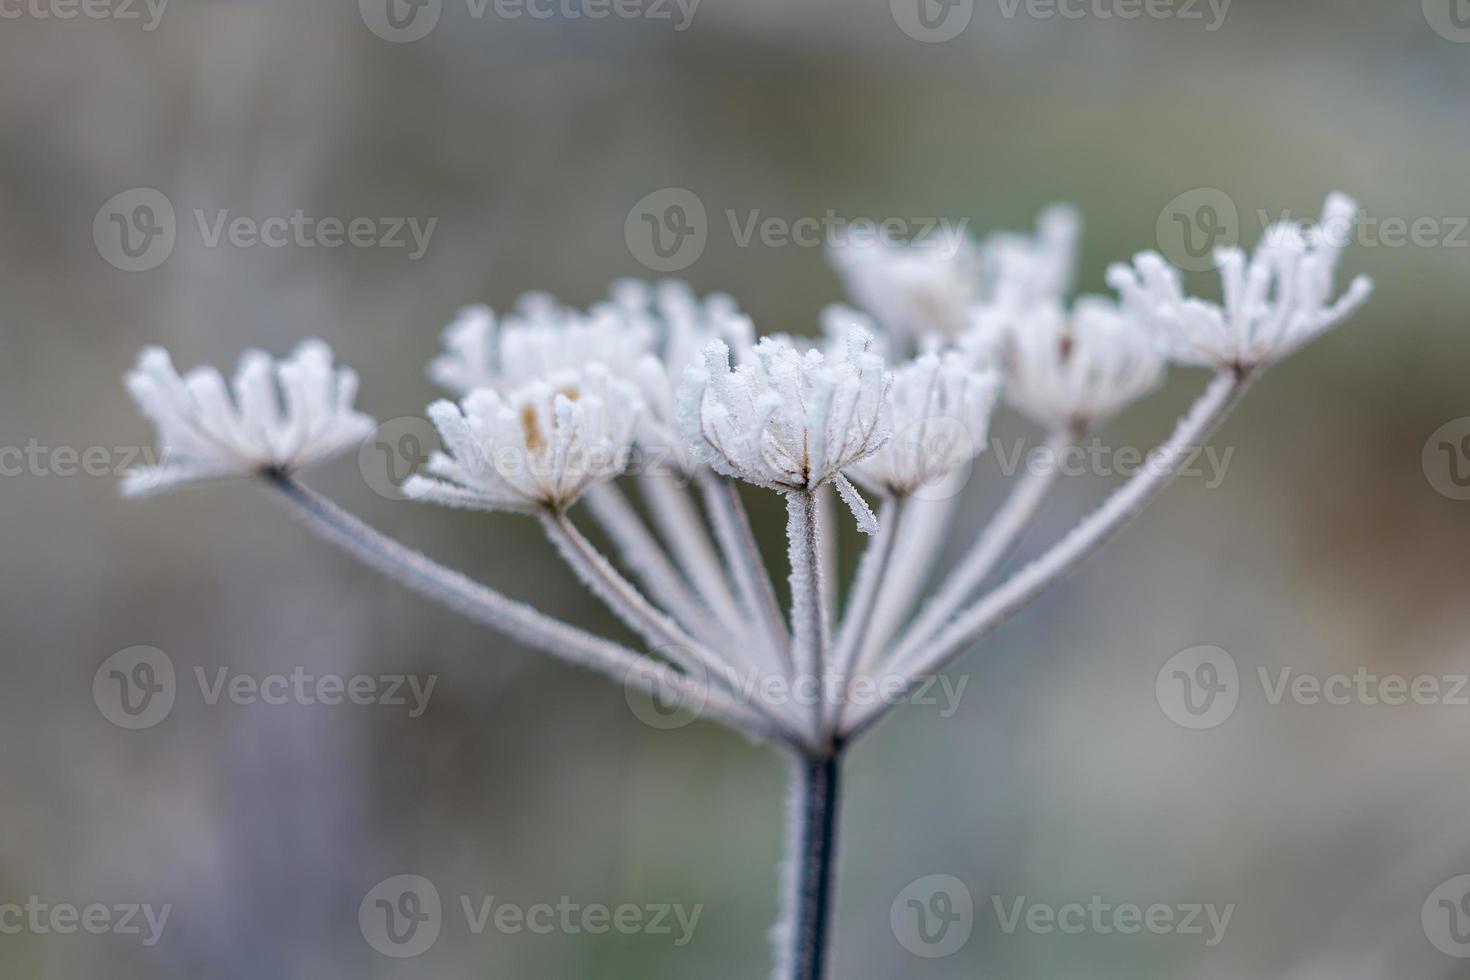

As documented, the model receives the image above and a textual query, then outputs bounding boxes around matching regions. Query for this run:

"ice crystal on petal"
[981,203,1082,310]
[1106,193,1374,370]
[607,279,757,472]
[827,234,983,348]
[430,281,754,472]
[429,296,652,395]
[847,352,1000,497]
[405,364,641,513]
[987,297,1164,429]
[122,340,375,496]
[679,331,890,530]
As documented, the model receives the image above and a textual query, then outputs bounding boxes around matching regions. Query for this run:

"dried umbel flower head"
[827,205,1081,353]
[847,352,1000,498]
[122,340,375,496]
[405,364,641,514]
[987,297,1165,430]
[430,280,754,472]
[981,203,1082,310]
[429,296,653,396]
[680,331,890,531]
[1106,193,1374,371]
[608,278,757,473]
[118,189,1376,980]
[827,232,982,346]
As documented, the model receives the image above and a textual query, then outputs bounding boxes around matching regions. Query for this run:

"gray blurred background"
[3,0,1470,976]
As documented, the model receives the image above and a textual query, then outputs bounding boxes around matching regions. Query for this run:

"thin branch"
[848,493,959,678]
[637,469,749,640]
[263,473,782,744]
[886,427,1073,669]
[825,496,901,736]
[816,483,838,629]
[540,512,732,684]
[843,369,1253,739]
[582,482,725,648]
[785,489,830,739]
[540,510,810,743]
[697,469,792,672]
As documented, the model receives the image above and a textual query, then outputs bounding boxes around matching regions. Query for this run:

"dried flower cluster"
[122,193,1373,980]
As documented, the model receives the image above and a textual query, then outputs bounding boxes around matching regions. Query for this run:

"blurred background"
[2,0,1470,975]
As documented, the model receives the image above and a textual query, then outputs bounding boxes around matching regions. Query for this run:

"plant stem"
[698,470,792,672]
[826,496,901,736]
[779,748,843,980]
[262,472,786,743]
[844,368,1253,739]
[889,426,1073,667]
[784,488,829,738]
[637,470,749,638]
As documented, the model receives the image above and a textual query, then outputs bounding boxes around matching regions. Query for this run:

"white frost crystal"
[123,340,374,496]
[406,364,641,513]
[847,352,1000,496]
[1107,193,1373,370]
[992,297,1164,429]
[680,331,891,531]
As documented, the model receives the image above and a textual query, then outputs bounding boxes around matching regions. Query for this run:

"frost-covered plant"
[122,194,1372,980]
